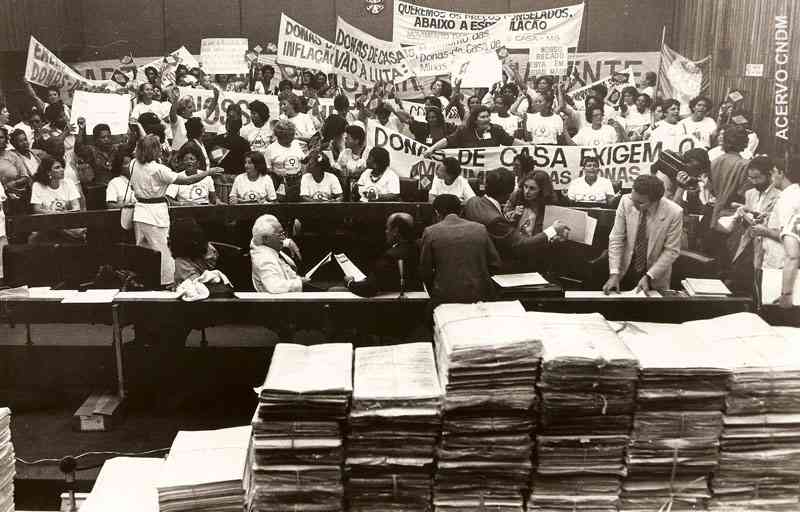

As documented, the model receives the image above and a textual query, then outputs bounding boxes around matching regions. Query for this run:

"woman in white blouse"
[229,151,277,204]
[130,135,221,287]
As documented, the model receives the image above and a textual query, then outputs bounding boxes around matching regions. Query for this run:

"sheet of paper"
[70,91,131,135]
[200,38,249,74]
[262,343,353,394]
[584,215,597,245]
[61,289,120,304]
[80,457,163,512]
[353,342,442,401]
[451,51,502,88]
[304,252,332,280]
[542,205,591,245]
[492,272,550,288]
[114,291,182,300]
[29,288,79,299]
[334,253,367,282]
[565,290,662,298]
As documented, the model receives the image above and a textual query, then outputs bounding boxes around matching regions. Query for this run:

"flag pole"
[652,25,667,126]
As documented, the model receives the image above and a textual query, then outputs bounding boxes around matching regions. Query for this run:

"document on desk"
[28,287,79,299]
[334,253,367,282]
[115,291,182,300]
[304,252,332,280]
[61,289,120,303]
[261,343,354,394]
[80,457,164,512]
[542,205,596,245]
[492,272,549,288]
[566,290,662,298]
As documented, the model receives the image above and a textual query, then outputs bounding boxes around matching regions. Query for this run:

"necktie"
[633,209,648,274]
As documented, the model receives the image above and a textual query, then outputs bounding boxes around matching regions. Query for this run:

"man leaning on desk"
[603,174,683,294]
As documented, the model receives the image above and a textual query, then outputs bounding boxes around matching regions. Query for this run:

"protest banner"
[69,91,131,135]
[369,124,693,190]
[178,87,335,134]
[529,45,569,77]
[138,46,200,86]
[24,36,117,98]
[200,38,249,75]
[451,51,502,88]
[566,67,636,109]
[277,14,337,74]
[334,17,413,85]
[393,1,584,49]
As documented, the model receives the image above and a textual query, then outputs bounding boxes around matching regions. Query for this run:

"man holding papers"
[250,214,310,293]
[604,175,683,293]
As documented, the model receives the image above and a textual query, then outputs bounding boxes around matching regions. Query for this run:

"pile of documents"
[619,321,730,511]
[81,457,163,512]
[249,343,353,512]
[530,312,638,512]
[700,314,800,511]
[682,278,732,297]
[347,342,442,511]
[157,426,251,512]
[432,302,541,512]
[0,409,13,512]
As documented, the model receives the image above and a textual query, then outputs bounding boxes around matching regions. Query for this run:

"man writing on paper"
[420,194,501,307]
[604,175,683,293]
[250,214,311,294]
[346,212,420,297]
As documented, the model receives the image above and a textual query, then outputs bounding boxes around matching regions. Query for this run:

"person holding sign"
[603,174,683,294]
[229,151,277,204]
[422,106,525,157]
[355,147,399,202]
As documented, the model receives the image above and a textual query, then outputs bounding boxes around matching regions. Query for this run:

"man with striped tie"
[604,174,684,293]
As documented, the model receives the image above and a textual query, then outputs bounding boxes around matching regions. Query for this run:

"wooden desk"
[521,294,753,323]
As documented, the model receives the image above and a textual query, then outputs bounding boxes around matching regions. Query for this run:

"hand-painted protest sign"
[138,46,200,86]
[451,51,502,88]
[369,124,678,190]
[529,46,568,77]
[393,1,584,49]
[69,91,131,135]
[567,67,636,109]
[178,87,335,134]
[25,36,117,98]
[200,38,249,75]
[403,22,509,77]
[334,17,413,85]
[277,14,337,74]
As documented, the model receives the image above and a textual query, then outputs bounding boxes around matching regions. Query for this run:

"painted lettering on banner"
[200,38,249,75]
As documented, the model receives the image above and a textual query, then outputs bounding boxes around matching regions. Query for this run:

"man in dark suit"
[420,194,501,307]
[463,167,568,269]
[346,212,420,297]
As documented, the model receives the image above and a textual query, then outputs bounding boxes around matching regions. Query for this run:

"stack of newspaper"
[157,426,252,512]
[701,315,800,511]
[0,409,13,512]
[249,343,353,512]
[530,312,638,512]
[619,321,730,511]
[347,342,442,511]
[432,302,541,512]
[81,457,163,512]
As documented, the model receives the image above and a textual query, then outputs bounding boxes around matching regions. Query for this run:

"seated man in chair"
[250,214,309,293]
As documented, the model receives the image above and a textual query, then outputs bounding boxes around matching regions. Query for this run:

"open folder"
[542,205,597,245]
[334,253,367,282]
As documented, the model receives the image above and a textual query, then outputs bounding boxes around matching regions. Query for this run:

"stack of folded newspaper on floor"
[698,314,800,511]
[157,426,252,512]
[433,302,541,512]
[347,342,442,512]
[619,321,730,511]
[249,343,353,512]
[0,408,13,512]
[529,312,638,512]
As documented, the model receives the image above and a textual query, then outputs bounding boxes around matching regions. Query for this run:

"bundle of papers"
[531,312,637,511]
[618,321,732,511]
[81,457,163,512]
[347,343,442,512]
[157,426,251,512]
[682,278,732,297]
[249,343,353,512]
[682,314,800,510]
[0,409,14,512]
[432,302,541,511]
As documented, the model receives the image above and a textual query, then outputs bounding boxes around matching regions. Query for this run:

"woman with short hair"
[130,135,222,287]
[265,119,306,201]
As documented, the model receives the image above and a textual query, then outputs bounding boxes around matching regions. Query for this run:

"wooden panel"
[242,0,336,46]
[81,0,163,60]
[587,0,675,52]
[0,0,82,52]
[165,0,241,54]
